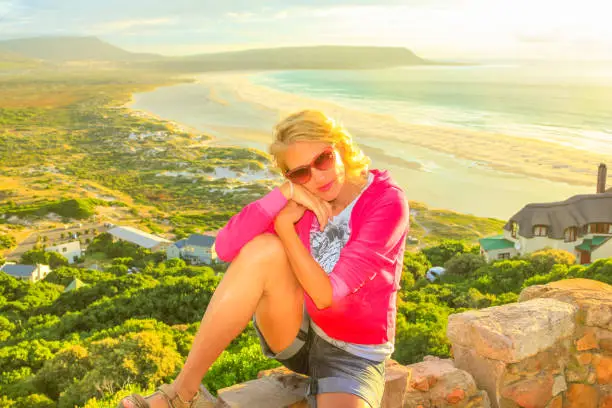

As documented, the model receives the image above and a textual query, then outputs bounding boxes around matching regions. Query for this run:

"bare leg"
[317,393,371,408]
[120,234,303,408]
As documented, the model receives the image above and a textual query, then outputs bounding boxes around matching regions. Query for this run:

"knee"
[238,233,286,264]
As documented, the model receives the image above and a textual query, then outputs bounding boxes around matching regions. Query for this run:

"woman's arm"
[274,189,408,310]
[215,183,292,262]
[329,189,409,300]
[275,215,333,309]
[216,182,332,263]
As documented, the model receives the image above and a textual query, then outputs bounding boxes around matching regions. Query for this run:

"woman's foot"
[118,384,212,408]
[119,392,167,408]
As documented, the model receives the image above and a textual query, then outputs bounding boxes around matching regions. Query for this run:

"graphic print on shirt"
[310,218,350,275]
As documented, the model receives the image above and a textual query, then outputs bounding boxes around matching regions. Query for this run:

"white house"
[45,240,82,264]
[167,234,217,265]
[480,164,612,265]
[107,226,171,251]
[0,263,51,282]
[479,235,518,262]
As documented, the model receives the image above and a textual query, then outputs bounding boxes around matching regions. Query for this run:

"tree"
[106,264,128,276]
[164,258,186,269]
[444,253,486,277]
[421,240,470,267]
[33,345,92,400]
[0,233,17,250]
[21,249,47,265]
[58,331,183,408]
[46,252,68,269]
[21,250,68,269]
[527,248,575,275]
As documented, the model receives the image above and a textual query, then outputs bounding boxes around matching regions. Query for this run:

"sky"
[1,0,611,61]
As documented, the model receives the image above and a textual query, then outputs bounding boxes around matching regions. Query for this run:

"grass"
[409,200,506,247]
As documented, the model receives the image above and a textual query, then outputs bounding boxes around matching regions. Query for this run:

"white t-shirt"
[309,172,394,362]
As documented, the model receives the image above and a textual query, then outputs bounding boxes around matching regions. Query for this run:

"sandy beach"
[129,71,609,218]
[193,72,610,188]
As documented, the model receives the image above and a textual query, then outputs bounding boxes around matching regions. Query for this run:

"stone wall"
[448,279,612,408]
[209,357,490,407]
[197,278,610,407]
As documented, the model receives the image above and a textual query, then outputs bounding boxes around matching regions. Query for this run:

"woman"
[118,110,409,408]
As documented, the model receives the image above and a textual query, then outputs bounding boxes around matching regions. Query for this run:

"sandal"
[117,383,215,408]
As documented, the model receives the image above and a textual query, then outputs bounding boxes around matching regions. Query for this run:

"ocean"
[251,62,612,155]
[130,62,612,219]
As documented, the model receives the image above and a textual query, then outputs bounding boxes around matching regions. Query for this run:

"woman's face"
[282,141,346,201]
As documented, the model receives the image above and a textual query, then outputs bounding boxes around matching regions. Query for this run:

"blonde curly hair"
[269,110,371,183]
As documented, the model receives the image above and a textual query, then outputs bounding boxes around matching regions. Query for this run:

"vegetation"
[0,234,16,250]
[1,238,610,407]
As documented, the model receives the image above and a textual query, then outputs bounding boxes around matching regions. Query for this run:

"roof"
[479,235,516,251]
[185,234,215,248]
[576,236,611,252]
[46,240,81,252]
[505,193,612,239]
[1,264,36,278]
[173,238,187,249]
[64,278,87,293]
[107,226,171,249]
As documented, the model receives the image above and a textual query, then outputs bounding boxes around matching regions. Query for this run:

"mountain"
[146,45,430,72]
[0,36,433,71]
[0,36,161,62]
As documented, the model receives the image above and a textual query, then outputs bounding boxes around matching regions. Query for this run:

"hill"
[144,45,430,72]
[0,36,431,71]
[0,36,161,62]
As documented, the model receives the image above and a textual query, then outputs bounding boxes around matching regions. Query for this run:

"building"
[0,263,51,282]
[45,241,82,264]
[107,226,171,251]
[479,235,517,262]
[167,233,217,265]
[480,164,612,264]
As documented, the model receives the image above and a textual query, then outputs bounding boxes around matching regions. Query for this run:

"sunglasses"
[284,147,336,185]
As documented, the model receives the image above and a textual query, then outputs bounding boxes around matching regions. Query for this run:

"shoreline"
[125,71,609,187]
[126,71,606,219]
[218,72,610,188]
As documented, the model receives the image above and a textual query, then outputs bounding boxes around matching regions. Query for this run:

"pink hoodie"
[215,169,409,345]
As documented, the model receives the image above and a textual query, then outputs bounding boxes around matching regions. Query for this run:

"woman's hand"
[274,200,307,232]
[280,181,332,231]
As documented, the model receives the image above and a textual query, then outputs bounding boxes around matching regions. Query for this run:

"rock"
[519,279,612,330]
[500,373,553,408]
[565,383,598,408]
[446,387,466,404]
[405,357,482,407]
[381,360,411,408]
[546,395,562,408]
[466,391,492,408]
[452,344,506,408]
[578,353,594,365]
[448,298,577,363]
[551,375,567,396]
[577,330,599,351]
[596,356,612,385]
[216,373,308,407]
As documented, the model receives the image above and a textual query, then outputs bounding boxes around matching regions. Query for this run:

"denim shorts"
[253,311,385,408]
